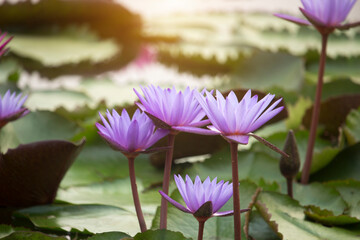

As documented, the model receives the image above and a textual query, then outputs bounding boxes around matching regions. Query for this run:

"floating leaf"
[9,33,120,67]
[57,179,161,227]
[26,90,92,111]
[311,143,360,182]
[0,111,82,152]
[134,229,191,240]
[256,191,359,240]
[15,204,142,236]
[87,232,130,240]
[304,206,359,226]
[60,142,165,188]
[344,107,360,145]
[302,94,360,140]
[0,225,28,239]
[325,180,360,219]
[229,51,304,92]
[286,96,312,129]
[0,139,85,207]
[293,182,347,215]
[0,231,67,240]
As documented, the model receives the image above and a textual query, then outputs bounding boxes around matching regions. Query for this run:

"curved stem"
[301,33,329,184]
[159,133,176,229]
[197,220,205,240]
[128,157,147,232]
[230,142,241,240]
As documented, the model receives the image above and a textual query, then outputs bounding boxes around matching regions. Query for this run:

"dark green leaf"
[0,231,66,240]
[15,204,143,236]
[256,191,359,240]
[87,232,130,240]
[134,229,191,240]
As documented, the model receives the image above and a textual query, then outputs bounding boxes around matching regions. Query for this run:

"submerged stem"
[160,133,176,229]
[128,156,147,232]
[230,142,241,240]
[197,220,205,240]
[301,33,329,184]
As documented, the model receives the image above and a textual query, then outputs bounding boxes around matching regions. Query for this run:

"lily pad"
[0,231,67,240]
[311,143,360,182]
[344,107,360,145]
[87,232,130,240]
[256,191,359,240]
[14,204,144,236]
[0,111,82,152]
[134,230,191,240]
[9,33,119,67]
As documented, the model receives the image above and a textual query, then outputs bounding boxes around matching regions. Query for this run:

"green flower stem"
[230,142,241,240]
[160,132,176,229]
[127,156,147,232]
[301,33,329,184]
[197,220,205,240]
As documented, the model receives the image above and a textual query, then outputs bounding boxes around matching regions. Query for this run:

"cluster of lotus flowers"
[1,0,359,239]
[96,85,284,239]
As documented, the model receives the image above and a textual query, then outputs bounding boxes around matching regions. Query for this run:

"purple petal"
[127,120,139,151]
[159,190,192,213]
[274,13,311,26]
[224,135,250,145]
[172,126,219,135]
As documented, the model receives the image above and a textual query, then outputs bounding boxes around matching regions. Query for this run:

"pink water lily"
[0,90,29,128]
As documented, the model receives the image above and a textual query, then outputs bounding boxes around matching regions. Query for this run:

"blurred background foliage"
[0,0,360,239]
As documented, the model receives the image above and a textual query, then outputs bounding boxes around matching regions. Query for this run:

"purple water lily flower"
[134,85,216,229]
[96,109,168,156]
[0,90,29,129]
[274,0,359,31]
[196,89,283,145]
[160,175,249,240]
[134,85,214,135]
[96,108,168,233]
[0,31,13,57]
[160,175,234,218]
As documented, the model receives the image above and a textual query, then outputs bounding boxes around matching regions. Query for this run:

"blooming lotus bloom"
[0,90,29,128]
[274,0,359,31]
[0,31,13,57]
[195,90,283,145]
[159,175,234,218]
[96,109,168,155]
[134,85,215,135]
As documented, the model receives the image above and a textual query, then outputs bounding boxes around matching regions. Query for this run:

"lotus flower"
[96,109,168,156]
[134,85,214,135]
[96,108,168,233]
[0,31,13,57]
[159,175,235,218]
[0,90,29,128]
[274,0,359,31]
[134,85,216,229]
[195,89,283,145]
